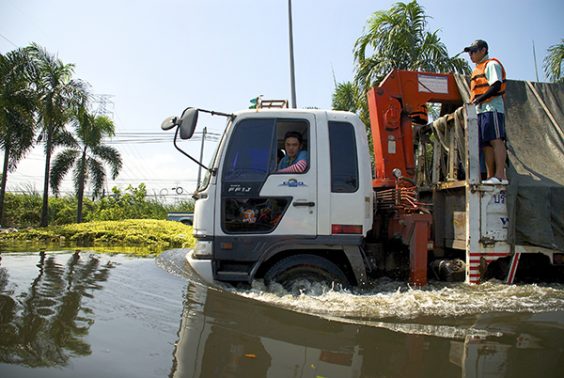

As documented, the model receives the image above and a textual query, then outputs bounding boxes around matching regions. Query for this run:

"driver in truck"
[277,131,308,173]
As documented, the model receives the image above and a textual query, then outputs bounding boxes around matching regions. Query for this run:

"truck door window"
[274,120,309,174]
[329,121,359,193]
[223,197,289,233]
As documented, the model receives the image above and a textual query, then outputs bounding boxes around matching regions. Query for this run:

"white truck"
[162,70,564,289]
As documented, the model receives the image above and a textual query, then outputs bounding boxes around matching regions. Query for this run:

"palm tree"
[332,80,374,164]
[331,80,371,126]
[332,81,360,113]
[544,40,564,83]
[50,108,122,223]
[353,1,470,93]
[28,43,89,226]
[0,47,37,226]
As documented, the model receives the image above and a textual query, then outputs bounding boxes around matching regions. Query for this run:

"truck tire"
[483,258,509,281]
[264,254,350,293]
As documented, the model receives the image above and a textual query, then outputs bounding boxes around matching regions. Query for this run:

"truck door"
[218,114,317,237]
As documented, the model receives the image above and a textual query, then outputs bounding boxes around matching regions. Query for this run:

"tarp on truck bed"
[456,77,564,251]
[504,80,564,251]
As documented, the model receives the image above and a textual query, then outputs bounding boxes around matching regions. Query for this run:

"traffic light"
[249,97,259,109]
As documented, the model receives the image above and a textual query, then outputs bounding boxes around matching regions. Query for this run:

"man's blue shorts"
[478,111,506,147]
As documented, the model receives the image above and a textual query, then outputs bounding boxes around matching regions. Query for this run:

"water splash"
[233,278,564,320]
[158,248,564,337]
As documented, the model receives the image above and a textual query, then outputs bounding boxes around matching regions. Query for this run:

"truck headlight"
[193,241,212,259]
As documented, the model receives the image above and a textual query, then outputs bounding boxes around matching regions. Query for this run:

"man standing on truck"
[465,39,508,184]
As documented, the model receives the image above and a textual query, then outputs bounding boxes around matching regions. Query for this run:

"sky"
[1,0,562,202]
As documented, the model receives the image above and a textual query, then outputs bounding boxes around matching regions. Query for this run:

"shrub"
[1,183,191,227]
[0,219,195,254]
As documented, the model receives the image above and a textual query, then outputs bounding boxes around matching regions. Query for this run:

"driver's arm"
[277,159,307,173]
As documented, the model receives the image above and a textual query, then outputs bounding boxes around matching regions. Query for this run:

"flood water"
[1,250,563,378]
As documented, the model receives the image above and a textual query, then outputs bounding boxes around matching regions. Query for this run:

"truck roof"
[233,108,358,118]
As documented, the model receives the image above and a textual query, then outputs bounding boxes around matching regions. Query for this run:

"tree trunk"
[76,151,87,223]
[0,145,11,227]
[40,129,53,227]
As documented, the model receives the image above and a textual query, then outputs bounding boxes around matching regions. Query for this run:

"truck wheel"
[264,255,350,294]
[483,258,510,281]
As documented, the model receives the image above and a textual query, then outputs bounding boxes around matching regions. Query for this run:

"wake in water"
[157,249,564,321]
[230,279,564,341]
[235,278,564,320]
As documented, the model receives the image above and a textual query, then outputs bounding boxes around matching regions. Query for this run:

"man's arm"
[277,159,307,173]
[474,60,504,104]
[472,81,502,104]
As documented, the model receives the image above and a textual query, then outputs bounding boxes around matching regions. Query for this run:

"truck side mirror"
[179,108,199,140]
[161,116,177,131]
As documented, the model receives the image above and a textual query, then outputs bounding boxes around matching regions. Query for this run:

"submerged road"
[0,250,563,377]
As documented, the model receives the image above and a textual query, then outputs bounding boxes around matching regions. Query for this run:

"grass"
[0,219,196,256]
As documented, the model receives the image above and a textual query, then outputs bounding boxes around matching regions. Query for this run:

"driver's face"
[284,137,301,158]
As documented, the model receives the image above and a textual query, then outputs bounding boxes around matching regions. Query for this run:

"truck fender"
[250,243,367,287]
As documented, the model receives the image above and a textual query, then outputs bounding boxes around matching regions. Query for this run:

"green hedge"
[1,184,194,228]
[0,219,196,255]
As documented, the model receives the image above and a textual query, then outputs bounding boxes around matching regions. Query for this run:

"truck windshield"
[222,118,276,182]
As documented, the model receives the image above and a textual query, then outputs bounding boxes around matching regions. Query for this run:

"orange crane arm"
[367,70,463,188]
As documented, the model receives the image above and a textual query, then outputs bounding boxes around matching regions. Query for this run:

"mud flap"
[505,252,521,284]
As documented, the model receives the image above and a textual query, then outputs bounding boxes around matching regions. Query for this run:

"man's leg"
[490,139,507,180]
[482,145,495,178]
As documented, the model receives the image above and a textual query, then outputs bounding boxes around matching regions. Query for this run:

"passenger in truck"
[277,131,308,173]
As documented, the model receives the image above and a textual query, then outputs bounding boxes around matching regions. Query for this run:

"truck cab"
[188,108,373,288]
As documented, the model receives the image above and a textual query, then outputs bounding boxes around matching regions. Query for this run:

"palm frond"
[54,127,79,148]
[91,145,122,179]
[87,158,106,197]
[332,81,361,113]
[0,47,37,173]
[72,158,88,194]
[352,0,470,92]
[50,148,80,194]
[544,40,564,83]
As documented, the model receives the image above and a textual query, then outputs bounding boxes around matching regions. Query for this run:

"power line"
[3,188,196,199]
[102,131,221,144]
[0,32,18,49]
[1,130,220,196]
[119,144,164,187]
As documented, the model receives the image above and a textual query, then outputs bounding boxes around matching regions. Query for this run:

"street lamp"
[288,0,297,108]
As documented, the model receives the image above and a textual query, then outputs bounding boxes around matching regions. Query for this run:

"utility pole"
[93,94,115,118]
[288,0,297,108]
[196,127,207,189]
[532,40,540,82]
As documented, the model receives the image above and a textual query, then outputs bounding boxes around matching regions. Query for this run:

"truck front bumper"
[185,249,214,284]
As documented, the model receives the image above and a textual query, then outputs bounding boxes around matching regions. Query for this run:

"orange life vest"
[470,58,506,102]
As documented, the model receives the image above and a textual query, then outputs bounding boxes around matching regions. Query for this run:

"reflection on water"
[1,250,563,377]
[167,248,564,378]
[0,252,112,367]
[0,251,185,378]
